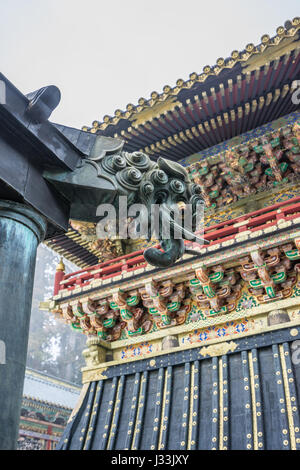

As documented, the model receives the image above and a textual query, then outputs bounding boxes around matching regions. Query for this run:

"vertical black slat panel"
[259,345,284,449]
[290,336,300,403]
[139,369,159,449]
[98,376,119,449]
[228,352,246,449]
[219,355,229,450]
[113,374,136,450]
[179,363,191,451]
[89,377,116,449]
[280,343,300,449]
[158,366,172,450]
[258,345,279,449]
[124,372,141,450]
[149,367,165,450]
[198,357,214,450]
[290,332,300,447]
[167,364,186,449]
[68,382,97,450]
[107,375,125,450]
[272,344,291,450]
[249,349,265,450]
[260,347,275,443]
[188,360,200,450]
[56,383,91,450]
[83,380,104,450]
[241,350,254,450]
[131,371,148,450]
[211,357,219,450]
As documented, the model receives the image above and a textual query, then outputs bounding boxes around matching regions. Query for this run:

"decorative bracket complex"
[191,266,242,315]
[52,238,300,342]
[239,247,298,302]
[141,281,190,328]
[111,290,152,336]
[188,120,300,209]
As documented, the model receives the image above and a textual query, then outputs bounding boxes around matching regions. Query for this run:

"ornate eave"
[45,113,300,266]
[82,18,300,162]
[41,195,300,359]
[22,395,73,412]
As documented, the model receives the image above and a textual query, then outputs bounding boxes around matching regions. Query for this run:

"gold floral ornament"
[70,220,97,241]
[69,219,123,262]
[199,341,238,358]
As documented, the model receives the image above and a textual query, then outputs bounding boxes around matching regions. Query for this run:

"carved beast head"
[44,139,204,268]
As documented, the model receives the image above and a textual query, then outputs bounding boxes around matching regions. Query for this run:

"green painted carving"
[285,249,300,260]
[166,301,180,311]
[120,308,133,321]
[102,317,116,328]
[126,296,139,306]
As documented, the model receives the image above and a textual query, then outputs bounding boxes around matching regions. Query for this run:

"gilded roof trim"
[114,83,294,157]
[22,394,73,411]
[83,18,300,132]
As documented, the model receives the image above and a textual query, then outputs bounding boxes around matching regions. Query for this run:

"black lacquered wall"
[57,327,300,450]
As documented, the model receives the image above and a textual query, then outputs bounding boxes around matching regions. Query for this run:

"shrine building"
[39,18,300,450]
[0,17,300,451]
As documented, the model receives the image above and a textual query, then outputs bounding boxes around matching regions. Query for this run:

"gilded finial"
[56,258,65,272]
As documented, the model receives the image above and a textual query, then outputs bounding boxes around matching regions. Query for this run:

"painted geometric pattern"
[235,293,258,312]
[292,286,300,298]
[181,318,255,345]
[120,341,160,360]
[186,293,258,324]
[263,187,300,207]
[115,294,260,361]
[204,207,246,227]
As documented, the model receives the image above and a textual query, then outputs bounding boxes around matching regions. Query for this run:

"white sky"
[0,0,299,129]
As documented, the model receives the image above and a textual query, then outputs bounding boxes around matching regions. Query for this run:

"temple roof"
[44,19,300,268]
[45,111,300,268]
[82,18,300,162]
[22,369,81,409]
[45,227,100,268]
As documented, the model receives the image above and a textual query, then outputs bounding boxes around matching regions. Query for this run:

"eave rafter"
[82,18,300,134]
[45,230,98,269]
[113,82,296,160]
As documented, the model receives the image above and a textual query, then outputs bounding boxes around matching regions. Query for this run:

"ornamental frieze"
[188,121,300,208]
[51,238,300,343]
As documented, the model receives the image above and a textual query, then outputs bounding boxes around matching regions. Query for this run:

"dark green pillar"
[0,200,46,449]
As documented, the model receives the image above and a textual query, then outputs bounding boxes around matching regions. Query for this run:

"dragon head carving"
[44,136,205,268]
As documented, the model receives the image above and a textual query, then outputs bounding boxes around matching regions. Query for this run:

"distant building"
[17,369,80,450]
